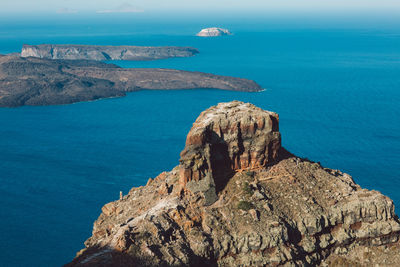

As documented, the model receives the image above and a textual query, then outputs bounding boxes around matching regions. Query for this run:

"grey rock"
[21,44,199,61]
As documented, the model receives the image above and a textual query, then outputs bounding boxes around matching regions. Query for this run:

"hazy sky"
[1,0,400,14]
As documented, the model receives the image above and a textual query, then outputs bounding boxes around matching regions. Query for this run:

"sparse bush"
[245,171,255,177]
[237,200,255,211]
[242,182,253,196]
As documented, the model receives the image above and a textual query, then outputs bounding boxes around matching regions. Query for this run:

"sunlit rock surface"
[21,44,199,61]
[66,101,400,267]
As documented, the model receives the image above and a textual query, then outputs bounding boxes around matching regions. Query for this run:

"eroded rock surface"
[179,102,281,205]
[66,101,400,267]
[21,44,199,61]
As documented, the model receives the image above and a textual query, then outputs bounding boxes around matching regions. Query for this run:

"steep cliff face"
[179,102,281,205]
[67,101,400,266]
[21,44,199,61]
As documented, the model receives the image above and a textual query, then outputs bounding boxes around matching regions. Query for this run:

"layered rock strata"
[0,56,261,107]
[67,101,400,266]
[21,44,199,61]
[179,102,281,205]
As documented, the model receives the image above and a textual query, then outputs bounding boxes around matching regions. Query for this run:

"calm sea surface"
[0,15,399,266]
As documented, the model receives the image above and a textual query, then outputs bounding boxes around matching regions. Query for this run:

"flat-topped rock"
[196,27,232,37]
[21,44,199,61]
[179,101,281,204]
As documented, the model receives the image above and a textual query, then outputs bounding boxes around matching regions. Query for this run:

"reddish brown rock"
[179,101,281,204]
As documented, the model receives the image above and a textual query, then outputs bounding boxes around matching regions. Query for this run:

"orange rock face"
[179,101,281,203]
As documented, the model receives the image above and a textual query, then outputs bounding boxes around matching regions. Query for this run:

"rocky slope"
[21,44,199,61]
[66,101,400,266]
[196,28,232,37]
[0,55,261,107]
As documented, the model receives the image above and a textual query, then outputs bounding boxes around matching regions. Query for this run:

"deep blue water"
[0,15,400,266]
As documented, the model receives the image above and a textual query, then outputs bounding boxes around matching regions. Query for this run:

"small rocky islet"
[196,27,232,37]
[66,101,400,266]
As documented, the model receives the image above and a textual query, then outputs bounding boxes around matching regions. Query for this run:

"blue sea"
[0,13,399,266]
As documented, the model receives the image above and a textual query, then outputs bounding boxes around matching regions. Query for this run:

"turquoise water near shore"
[1,15,400,266]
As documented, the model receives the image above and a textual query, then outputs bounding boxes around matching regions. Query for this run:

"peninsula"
[67,101,400,266]
[0,55,262,107]
[21,44,199,61]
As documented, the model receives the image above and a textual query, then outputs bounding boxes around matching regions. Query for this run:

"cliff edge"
[67,101,400,266]
[21,44,199,61]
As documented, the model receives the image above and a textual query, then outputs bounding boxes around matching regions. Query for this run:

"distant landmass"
[197,27,232,37]
[0,55,262,107]
[21,44,199,61]
[96,3,144,14]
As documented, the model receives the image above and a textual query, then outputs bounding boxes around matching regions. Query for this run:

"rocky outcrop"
[21,44,199,61]
[179,102,281,205]
[196,28,232,37]
[66,101,400,266]
[0,56,262,107]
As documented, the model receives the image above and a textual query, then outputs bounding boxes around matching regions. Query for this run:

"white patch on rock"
[109,197,179,248]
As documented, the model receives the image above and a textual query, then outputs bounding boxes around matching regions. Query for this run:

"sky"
[1,0,400,14]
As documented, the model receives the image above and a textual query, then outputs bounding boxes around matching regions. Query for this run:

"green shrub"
[245,171,255,177]
[237,200,254,211]
[242,182,253,196]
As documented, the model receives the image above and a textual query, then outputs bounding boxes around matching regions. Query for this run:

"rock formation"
[0,55,261,107]
[179,102,281,205]
[21,44,199,61]
[196,28,232,37]
[66,101,400,266]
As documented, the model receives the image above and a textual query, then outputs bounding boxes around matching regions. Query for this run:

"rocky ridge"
[21,44,199,61]
[67,101,400,266]
[196,28,232,37]
[0,55,261,107]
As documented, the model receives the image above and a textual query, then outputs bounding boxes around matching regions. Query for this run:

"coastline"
[0,55,262,107]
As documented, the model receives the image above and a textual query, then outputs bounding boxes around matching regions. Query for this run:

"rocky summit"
[179,102,281,206]
[67,101,400,266]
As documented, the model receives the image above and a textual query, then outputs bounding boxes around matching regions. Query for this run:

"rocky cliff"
[0,56,261,107]
[67,101,400,266]
[197,28,232,37]
[21,44,199,61]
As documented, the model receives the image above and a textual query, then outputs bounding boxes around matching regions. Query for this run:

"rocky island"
[0,55,261,107]
[67,101,400,266]
[196,28,232,37]
[21,44,199,61]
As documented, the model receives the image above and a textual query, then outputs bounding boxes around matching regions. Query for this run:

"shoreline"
[0,55,262,108]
